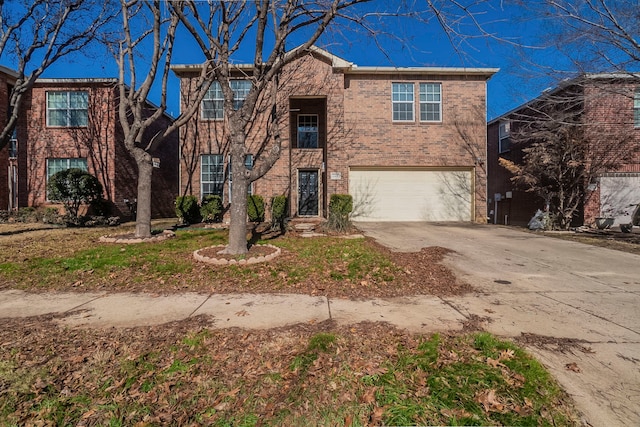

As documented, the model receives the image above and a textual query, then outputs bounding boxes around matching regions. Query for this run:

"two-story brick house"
[173,47,497,222]
[10,78,179,218]
[488,74,640,227]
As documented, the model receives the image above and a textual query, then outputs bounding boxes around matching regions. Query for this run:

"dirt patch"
[515,332,595,354]
[542,229,640,255]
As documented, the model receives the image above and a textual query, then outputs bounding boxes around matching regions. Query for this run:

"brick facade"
[174,48,496,222]
[11,79,179,218]
[0,67,18,210]
[488,75,640,227]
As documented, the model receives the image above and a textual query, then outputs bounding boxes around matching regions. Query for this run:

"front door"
[298,170,318,216]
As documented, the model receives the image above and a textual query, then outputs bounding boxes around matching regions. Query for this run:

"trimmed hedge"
[247,195,265,222]
[200,195,223,223]
[271,195,288,231]
[327,194,353,232]
[175,195,201,225]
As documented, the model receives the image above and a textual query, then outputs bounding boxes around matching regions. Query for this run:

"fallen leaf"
[235,310,249,317]
[499,349,515,361]
[565,362,581,373]
[476,389,505,413]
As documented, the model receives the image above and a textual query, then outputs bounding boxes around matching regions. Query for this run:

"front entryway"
[298,170,318,216]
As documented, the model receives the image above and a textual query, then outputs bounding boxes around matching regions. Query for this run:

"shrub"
[327,194,353,232]
[46,168,104,219]
[16,207,38,223]
[200,195,223,223]
[175,195,201,225]
[270,195,288,231]
[247,195,265,222]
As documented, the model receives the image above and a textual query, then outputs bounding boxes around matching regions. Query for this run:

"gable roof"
[171,46,498,79]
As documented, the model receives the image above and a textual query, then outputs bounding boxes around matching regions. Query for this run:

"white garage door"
[600,174,640,225]
[349,168,473,221]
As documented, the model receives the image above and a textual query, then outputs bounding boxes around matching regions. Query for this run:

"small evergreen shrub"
[46,168,103,218]
[175,195,201,225]
[247,195,265,222]
[200,194,223,223]
[327,194,353,232]
[271,195,288,231]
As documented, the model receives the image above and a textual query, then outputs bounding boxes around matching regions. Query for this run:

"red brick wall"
[177,53,491,222]
[0,74,10,210]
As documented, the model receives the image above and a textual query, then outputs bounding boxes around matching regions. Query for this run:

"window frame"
[391,82,415,122]
[200,154,225,199]
[46,91,89,128]
[419,82,442,122]
[498,120,512,153]
[45,157,88,201]
[634,87,640,128]
[297,114,319,148]
[201,79,251,120]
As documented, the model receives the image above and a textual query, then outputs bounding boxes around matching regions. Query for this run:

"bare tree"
[0,0,115,149]
[499,78,639,229]
[115,0,212,238]
[171,0,374,254]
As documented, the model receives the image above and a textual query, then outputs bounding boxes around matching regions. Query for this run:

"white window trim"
[391,82,415,122]
[297,114,319,148]
[419,82,442,123]
[200,154,224,198]
[634,87,640,128]
[46,91,88,128]
[201,79,251,121]
[498,121,511,153]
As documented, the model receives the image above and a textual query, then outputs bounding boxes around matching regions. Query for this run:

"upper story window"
[634,87,640,128]
[419,83,442,122]
[297,115,319,148]
[392,83,414,122]
[498,120,512,153]
[47,91,88,127]
[202,79,251,120]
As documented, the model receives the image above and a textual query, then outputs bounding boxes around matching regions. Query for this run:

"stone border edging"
[193,244,281,265]
[99,229,176,244]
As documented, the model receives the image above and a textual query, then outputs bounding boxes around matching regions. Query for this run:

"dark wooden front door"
[298,170,318,216]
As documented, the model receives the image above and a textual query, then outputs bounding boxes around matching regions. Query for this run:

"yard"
[0,221,581,426]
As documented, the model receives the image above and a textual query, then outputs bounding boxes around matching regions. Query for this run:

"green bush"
[271,195,288,231]
[200,195,223,223]
[327,194,353,232]
[175,195,201,225]
[46,168,104,219]
[247,195,265,222]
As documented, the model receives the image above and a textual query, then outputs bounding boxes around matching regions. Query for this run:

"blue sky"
[30,1,570,121]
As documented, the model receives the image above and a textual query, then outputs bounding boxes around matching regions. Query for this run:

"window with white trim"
[9,127,17,158]
[498,121,512,153]
[202,79,251,119]
[297,115,319,148]
[419,83,442,122]
[634,87,640,128]
[46,158,88,199]
[392,83,414,121]
[201,154,224,197]
[47,91,88,127]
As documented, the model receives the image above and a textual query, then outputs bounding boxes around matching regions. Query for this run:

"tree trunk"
[135,153,153,238]
[223,137,249,255]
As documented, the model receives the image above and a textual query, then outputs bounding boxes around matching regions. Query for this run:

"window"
[9,128,17,158]
[202,79,251,119]
[229,154,254,197]
[499,121,512,153]
[46,158,88,199]
[297,115,319,148]
[392,83,414,121]
[634,88,640,128]
[201,154,224,197]
[47,91,88,127]
[419,83,442,122]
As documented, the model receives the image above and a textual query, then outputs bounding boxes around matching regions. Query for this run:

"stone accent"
[99,229,176,244]
[193,244,281,265]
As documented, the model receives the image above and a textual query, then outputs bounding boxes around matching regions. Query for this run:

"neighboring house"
[487,73,640,227]
[173,47,497,222]
[9,78,179,218]
[0,65,19,211]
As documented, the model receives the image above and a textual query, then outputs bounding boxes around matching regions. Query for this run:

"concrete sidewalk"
[0,289,467,332]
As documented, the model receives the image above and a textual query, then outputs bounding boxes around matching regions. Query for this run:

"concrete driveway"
[356,222,640,427]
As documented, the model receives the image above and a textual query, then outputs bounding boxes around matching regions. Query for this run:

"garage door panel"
[349,169,472,222]
[600,175,640,225]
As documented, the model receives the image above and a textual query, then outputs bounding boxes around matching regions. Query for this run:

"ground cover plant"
[0,317,579,426]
